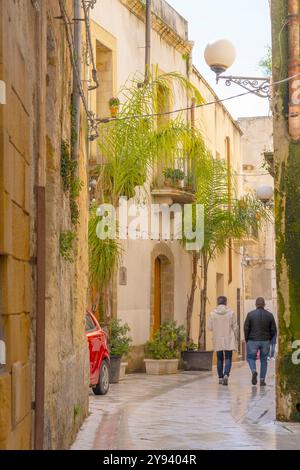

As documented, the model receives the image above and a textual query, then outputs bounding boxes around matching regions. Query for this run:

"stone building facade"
[238,117,277,319]
[88,0,245,369]
[0,0,89,449]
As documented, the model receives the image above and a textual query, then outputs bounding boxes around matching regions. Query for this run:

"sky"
[167,0,271,119]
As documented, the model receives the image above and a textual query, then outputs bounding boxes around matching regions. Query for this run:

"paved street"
[71,362,300,450]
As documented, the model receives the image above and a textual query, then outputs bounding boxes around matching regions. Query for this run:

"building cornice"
[119,0,193,55]
[192,65,243,136]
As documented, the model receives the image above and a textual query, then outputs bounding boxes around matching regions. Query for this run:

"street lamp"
[256,185,274,205]
[204,39,271,98]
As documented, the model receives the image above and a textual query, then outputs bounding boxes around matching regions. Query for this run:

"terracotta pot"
[109,106,119,117]
[144,358,179,375]
[164,178,173,187]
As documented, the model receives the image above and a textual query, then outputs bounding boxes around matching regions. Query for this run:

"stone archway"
[150,243,174,336]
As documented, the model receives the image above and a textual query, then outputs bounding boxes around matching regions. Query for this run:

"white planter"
[119,362,128,380]
[144,359,179,375]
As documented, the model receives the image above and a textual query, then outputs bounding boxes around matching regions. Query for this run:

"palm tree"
[193,155,271,350]
[89,70,204,320]
[88,205,121,322]
[94,71,204,204]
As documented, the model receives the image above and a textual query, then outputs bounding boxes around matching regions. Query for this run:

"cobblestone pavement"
[71,362,300,450]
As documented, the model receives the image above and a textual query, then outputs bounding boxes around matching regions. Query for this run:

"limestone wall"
[0,0,89,449]
[238,116,277,319]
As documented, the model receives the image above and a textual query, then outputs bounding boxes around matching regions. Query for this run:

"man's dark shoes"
[251,371,258,385]
[260,379,266,386]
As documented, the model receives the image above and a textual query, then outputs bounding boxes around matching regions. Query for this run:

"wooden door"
[154,257,162,333]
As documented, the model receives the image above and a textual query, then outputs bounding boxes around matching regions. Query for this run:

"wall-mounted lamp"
[204,39,271,98]
[256,185,274,205]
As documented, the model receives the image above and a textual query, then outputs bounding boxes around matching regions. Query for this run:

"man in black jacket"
[244,297,277,386]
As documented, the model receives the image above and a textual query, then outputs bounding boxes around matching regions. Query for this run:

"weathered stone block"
[0,256,26,314]
[11,362,31,428]
[6,411,31,450]
[0,372,12,442]
[12,203,29,261]
[0,132,13,195]
[24,262,31,313]
[3,314,30,367]
[7,87,30,163]
[0,189,12,254]
[12,147,26,209]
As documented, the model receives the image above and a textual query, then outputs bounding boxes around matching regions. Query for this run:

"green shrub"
[162,168,185,182]
[59,231,76,262]
[61,140,77,192]
[60,139,83,227]
[109,317,132,357]
[145,321,186,359]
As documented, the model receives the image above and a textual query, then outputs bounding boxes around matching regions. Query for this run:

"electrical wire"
[236,172,272,177]
[81,0,99,90]
[58,0,99,139]
[96,71,300,124]
[58,1,299,139]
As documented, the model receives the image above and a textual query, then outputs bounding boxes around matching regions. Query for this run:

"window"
[216,273,224,300]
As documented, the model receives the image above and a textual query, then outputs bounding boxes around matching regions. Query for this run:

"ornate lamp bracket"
[216,75,271,98]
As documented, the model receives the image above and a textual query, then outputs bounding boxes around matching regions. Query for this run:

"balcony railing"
[151,164,196,205]
[234,225,259,247]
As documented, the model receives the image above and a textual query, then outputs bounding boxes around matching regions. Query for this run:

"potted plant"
[108,317,132,383]
[181,341,213,371]
[162,168,174,187]
[144,321,186,375]
[173,168,185,188]
[184,175,194,192]
[162,168,185,188]
[119,361,128,380]
[108,97,120,118]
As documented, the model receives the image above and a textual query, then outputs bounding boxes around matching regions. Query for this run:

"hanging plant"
[108,97,120,117]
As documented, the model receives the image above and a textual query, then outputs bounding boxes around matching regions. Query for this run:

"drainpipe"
[34,0,47,450]
[288,0,300,140]
[191,97,196,188]
[34,186,46,450]
[145,0,151,83]
[71,0,82,160]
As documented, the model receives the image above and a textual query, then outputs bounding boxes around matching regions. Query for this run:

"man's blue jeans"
[269,342,276,358]
[217,350,233,378]
[246,340,270,380]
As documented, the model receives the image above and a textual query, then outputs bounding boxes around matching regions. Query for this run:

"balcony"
[151,168,196,205]
[234,225,259,247]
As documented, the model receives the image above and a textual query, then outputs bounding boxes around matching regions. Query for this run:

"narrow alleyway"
[72,362,300,450]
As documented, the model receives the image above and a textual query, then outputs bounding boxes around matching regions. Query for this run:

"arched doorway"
[151,244,174,336]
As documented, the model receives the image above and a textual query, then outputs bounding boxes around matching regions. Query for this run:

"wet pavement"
[71,361,300,450]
